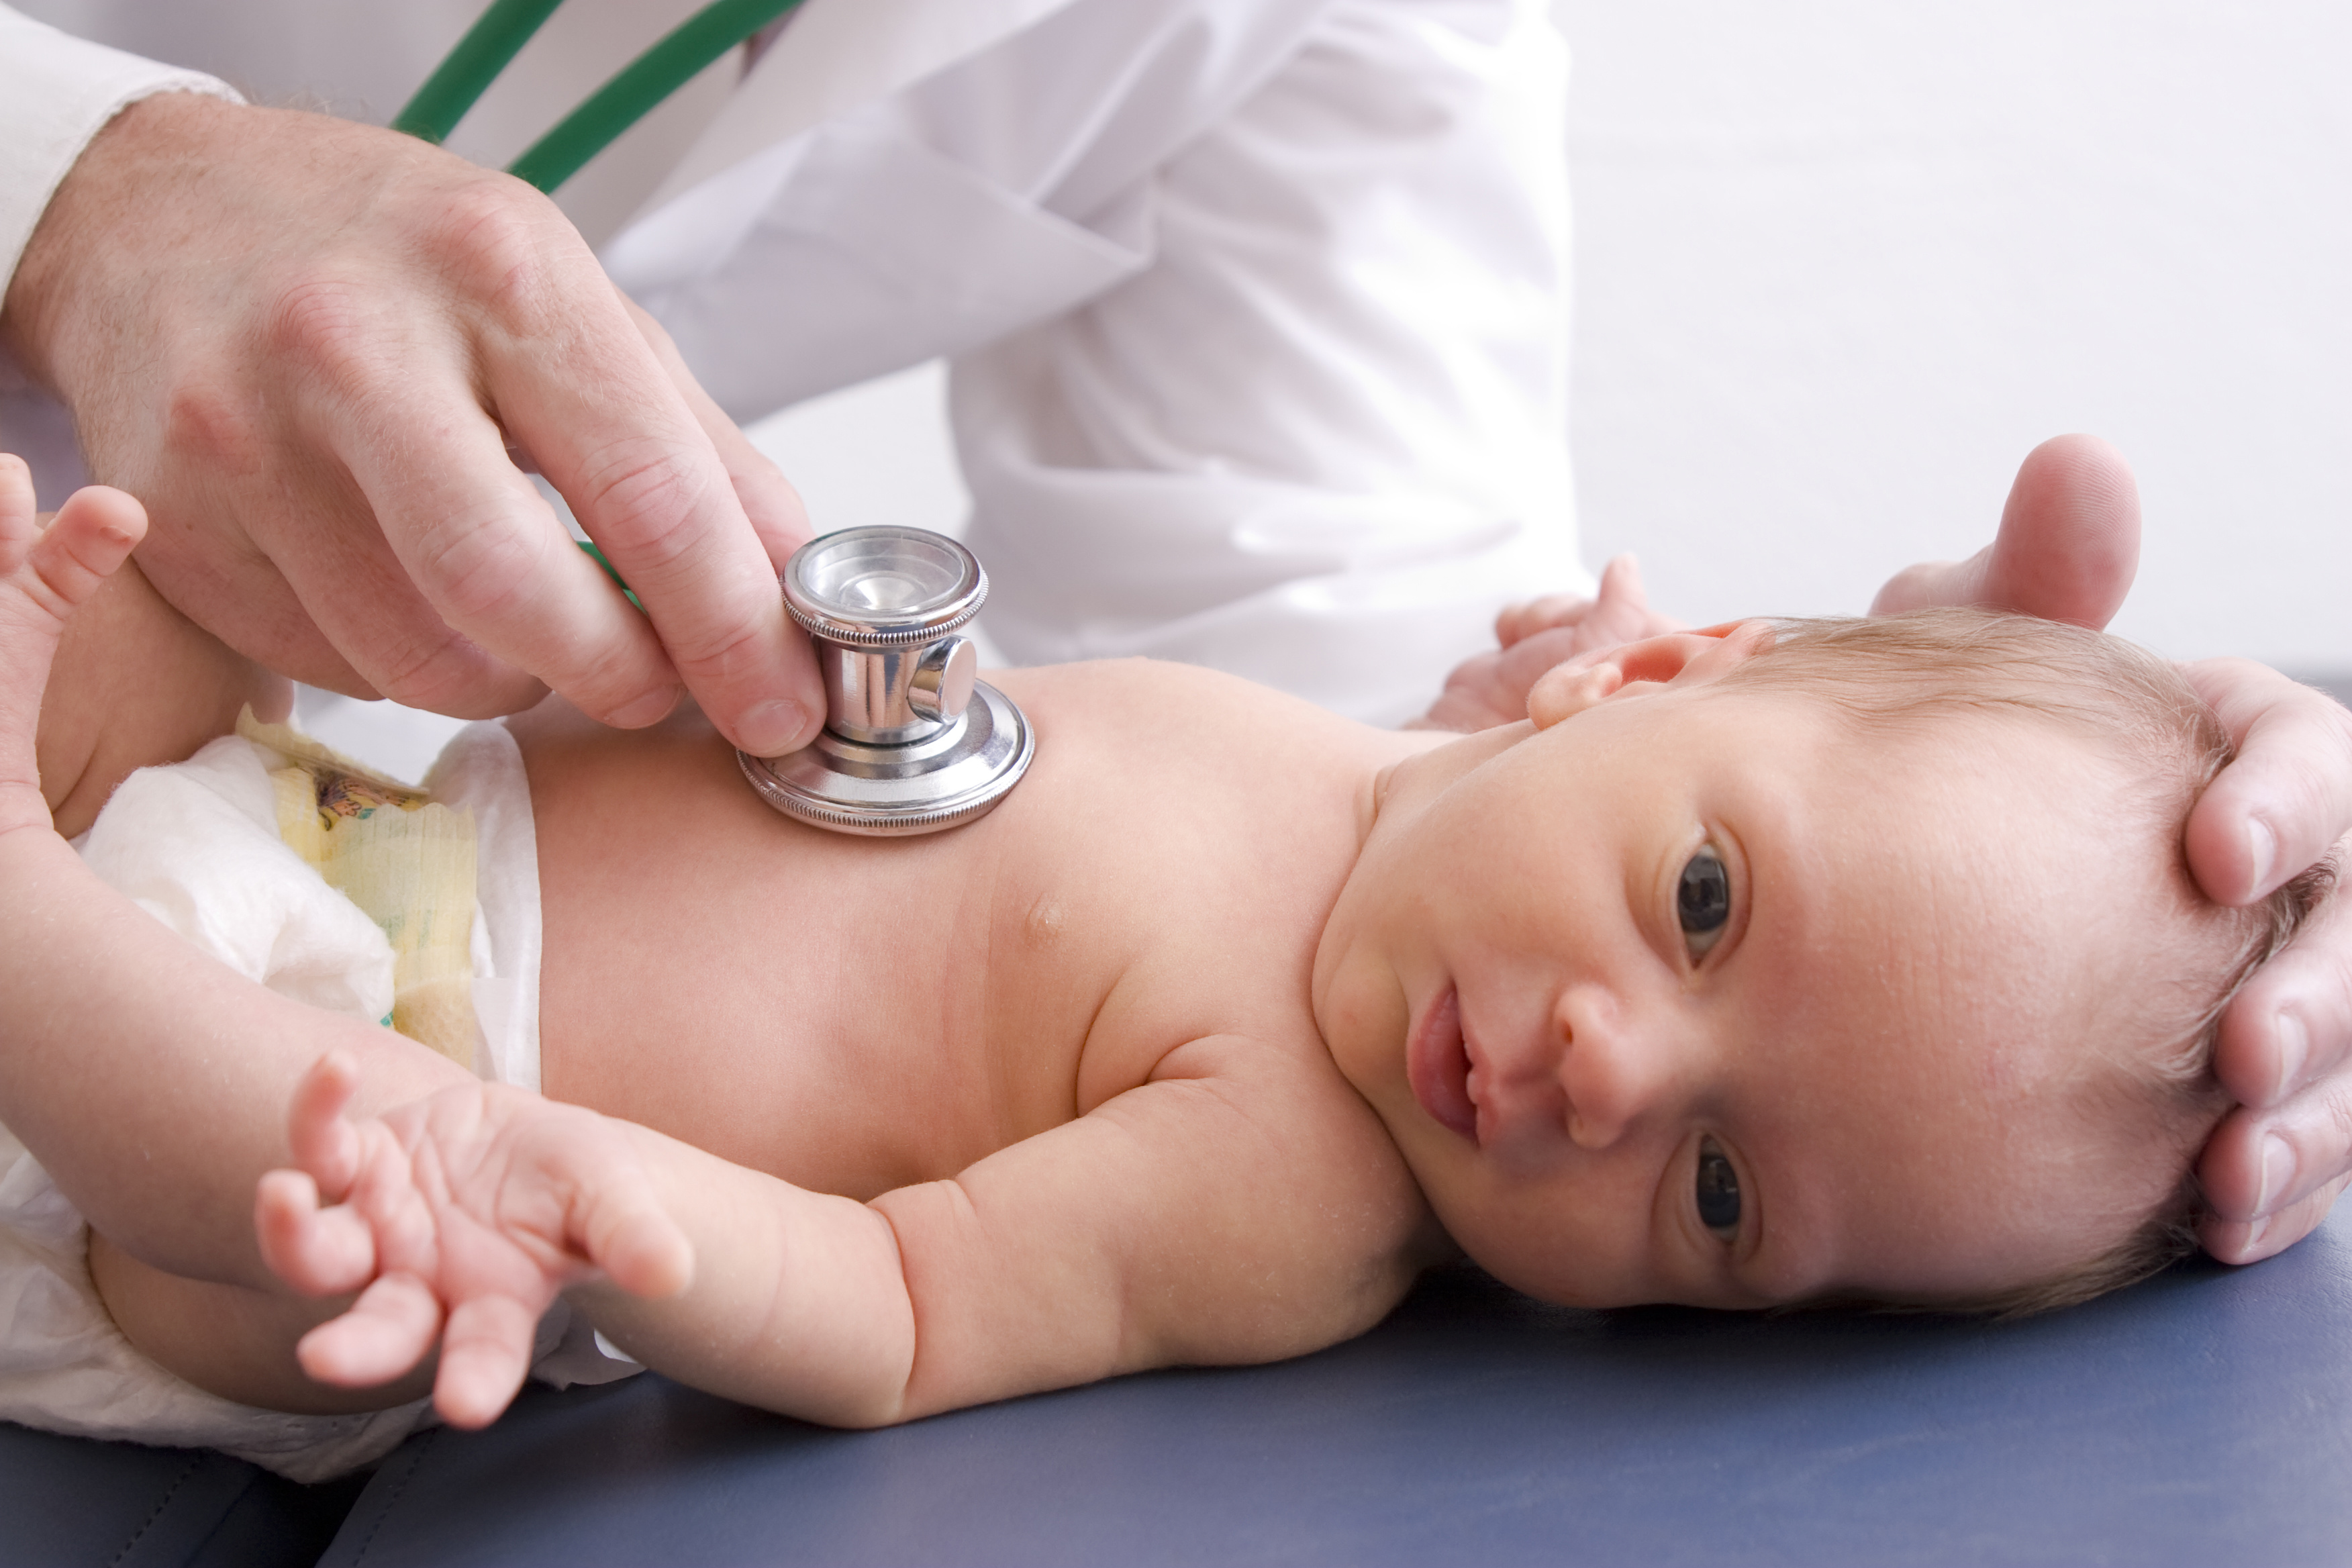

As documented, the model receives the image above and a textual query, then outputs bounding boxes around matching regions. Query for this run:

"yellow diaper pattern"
[236,710,481,1070]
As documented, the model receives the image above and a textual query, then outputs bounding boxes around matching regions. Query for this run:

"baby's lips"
[1408,987,1478,1142]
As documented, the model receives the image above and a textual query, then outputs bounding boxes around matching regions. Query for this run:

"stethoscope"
[395,0,807,193]
[405,1,1036,835]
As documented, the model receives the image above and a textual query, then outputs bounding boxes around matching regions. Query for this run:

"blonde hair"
[1714,609,2330,1315]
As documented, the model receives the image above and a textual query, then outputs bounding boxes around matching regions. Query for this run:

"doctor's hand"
[1415,554,1683,730]
[1,93,824,756]
[1873,432,2352,1264]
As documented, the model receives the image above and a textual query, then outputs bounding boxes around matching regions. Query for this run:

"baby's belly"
[508,699,1089,1202]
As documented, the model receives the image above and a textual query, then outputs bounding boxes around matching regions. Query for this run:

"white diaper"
[0,720,628,1483]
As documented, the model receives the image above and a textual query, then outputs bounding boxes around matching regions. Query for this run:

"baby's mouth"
[1408,987,1479,1143]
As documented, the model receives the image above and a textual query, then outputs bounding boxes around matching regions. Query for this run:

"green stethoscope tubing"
[393,0,807,195]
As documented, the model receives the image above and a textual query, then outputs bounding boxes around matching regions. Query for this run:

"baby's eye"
[1677,846,1730,959]
[1696,1136,1741,1240]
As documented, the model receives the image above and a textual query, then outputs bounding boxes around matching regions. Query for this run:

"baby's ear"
[1528,621,1773,730]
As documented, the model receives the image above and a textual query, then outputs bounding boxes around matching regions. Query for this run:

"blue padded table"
[0,1420,362,1568]
[313,1208,2352,1567]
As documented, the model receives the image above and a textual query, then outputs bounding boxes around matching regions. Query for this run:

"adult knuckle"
[410,505,550,626]
[578,444,714,560]
[262,271,389,388]
[567,626,669,708]
[2314,1079,2352,1158]
[366,620,491,712]
[416,177,572,328]
[160,381,266,479]
[663,597,771,685]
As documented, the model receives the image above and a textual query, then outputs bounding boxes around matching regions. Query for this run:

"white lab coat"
[0,0,1583,720]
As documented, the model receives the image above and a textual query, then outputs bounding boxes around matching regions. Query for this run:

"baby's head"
[1314,609,2325,1316]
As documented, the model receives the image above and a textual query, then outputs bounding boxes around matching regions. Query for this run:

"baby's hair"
[1710,608,2331,1316]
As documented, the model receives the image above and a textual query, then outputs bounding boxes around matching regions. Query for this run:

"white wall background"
[1557,1,2352,676]
[754,1,2352,680]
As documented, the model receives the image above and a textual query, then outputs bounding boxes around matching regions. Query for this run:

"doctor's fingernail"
[2246,818,2277,892]
[737,699,807,757]
[2271,1012,2311,1100]
[608,685,681,729]
[2257,1134,2298,1216]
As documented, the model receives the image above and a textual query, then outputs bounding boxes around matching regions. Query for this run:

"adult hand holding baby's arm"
[1873,433,2352,1263]
[258,1052,693,1428]
[2,93,823,755]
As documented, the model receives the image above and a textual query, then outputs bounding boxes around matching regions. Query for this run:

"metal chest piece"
[738,526,1034,836]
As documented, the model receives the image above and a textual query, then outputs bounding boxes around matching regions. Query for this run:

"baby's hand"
[1415,556,1685,731]
[0,456,145,833]
[256,1052,693,1428]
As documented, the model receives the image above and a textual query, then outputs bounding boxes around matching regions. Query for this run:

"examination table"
[7,1208,2349,1567]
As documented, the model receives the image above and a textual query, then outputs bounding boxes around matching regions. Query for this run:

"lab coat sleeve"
[0,4,241,298]
[613,0,1585,724]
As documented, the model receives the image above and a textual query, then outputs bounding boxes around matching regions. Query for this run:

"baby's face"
[1314,680,2175,1310]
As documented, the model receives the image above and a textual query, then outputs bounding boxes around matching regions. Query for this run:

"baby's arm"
[0,459,474,1383]
[258,1054,695,1426]
[269,1036,1432,1428]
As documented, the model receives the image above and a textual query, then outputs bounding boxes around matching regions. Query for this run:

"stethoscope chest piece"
[738,527,1034,836]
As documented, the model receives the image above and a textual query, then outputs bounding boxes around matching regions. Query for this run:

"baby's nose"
[1553,985,1675,1150]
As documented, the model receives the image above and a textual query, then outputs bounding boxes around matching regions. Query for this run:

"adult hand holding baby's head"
[1,93,825,757]
[1871,432,2352,1265]
[257,1051,693,1430]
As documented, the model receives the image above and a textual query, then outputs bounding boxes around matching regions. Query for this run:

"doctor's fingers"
[2210,836,2352,1110]
[232,387,667,723]
[486,295,821,757]
[620,295,814,572]
[2182,661,2352,906]
[2200,1150,2352,1267]
[1869,434,2141,628]
[2197,873,2352,1261]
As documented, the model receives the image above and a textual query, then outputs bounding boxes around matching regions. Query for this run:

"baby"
[0,462,2320,1481]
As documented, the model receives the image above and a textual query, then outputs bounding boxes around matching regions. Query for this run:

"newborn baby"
[0,464,2318,1479]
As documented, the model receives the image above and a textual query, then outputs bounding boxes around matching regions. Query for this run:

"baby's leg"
[89,1232,434,1414]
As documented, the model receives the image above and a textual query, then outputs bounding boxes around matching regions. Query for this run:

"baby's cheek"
[1318,957,1405,1087]
[1441,1167,1667,1310]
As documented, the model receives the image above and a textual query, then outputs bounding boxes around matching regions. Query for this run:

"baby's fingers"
[287,1051,365,1198]
[24,485,146,614]
[433,1295,540,1429]
[256,1168,379,1297]
[295,1273,444,1389]
[584,1193,695,1301]
[1496,591,1598,648]
[0,456,34,569]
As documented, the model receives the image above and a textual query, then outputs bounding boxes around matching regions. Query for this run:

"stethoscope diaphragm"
[737,526,1033,835]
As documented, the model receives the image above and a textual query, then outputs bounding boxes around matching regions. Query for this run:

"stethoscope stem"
[393,0,807,194]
